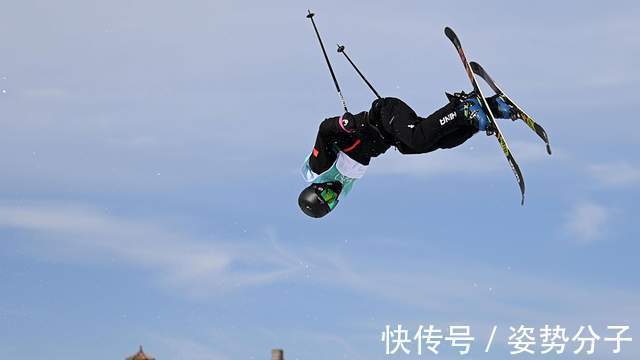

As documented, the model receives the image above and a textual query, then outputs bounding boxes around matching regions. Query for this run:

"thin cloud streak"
[1,202,638,358]
[3,201,631,321]
[0,203,303,296]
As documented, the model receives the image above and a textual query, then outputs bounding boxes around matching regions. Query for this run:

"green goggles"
[319,187,339,210]
[312,181,343,211]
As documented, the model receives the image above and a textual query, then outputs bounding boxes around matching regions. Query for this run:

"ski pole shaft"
[337,44,381,99]
[306,10,348,112]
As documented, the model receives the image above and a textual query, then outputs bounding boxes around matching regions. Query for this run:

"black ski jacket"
[309,96,477,174]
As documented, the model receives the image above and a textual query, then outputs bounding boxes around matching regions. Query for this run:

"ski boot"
[486,94,518,120]
[446,91,496,135]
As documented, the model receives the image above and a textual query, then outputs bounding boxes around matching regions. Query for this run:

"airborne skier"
[298,93,515,218]
[299,13,550,218]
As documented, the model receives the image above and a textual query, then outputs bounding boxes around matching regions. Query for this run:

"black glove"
[339,111,369,133]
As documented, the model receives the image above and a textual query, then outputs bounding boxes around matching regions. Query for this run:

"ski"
[444,27,526,205]
[470,61,552,155]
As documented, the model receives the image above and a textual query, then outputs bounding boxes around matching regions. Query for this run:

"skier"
[299,14,550,217]
[298,92,517,218]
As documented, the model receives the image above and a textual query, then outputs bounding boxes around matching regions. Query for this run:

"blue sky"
[0,0,638,359]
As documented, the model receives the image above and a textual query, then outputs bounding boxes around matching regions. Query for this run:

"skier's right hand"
[339,111,369,134]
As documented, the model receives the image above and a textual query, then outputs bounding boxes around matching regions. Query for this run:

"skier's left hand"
[340,111,369,133]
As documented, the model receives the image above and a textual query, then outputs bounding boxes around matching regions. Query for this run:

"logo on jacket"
[439,112,457,126]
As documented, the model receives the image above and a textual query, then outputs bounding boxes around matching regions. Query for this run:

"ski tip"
[546,143,552,155]
[444,27,459,44]
[444,26,454,36]
[521,195,525,206]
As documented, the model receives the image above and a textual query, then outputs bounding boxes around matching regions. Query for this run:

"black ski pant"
[377,98,478,155]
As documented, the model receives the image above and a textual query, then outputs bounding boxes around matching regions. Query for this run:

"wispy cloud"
[2,203,638,358]
[564,202,610,244]
[0,203,304,297]
[588,162,640,187]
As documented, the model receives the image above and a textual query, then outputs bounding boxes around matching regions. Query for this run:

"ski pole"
[306,10,348,113]
[337,44,381,99]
